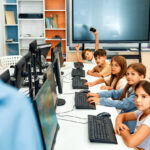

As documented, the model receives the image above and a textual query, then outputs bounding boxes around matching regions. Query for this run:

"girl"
[85,56,127,90]
[87,63,146,133]
[115,79,150,150]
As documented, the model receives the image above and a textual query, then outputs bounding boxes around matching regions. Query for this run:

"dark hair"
[109,56,127,89]
[135,80,150,95]
[119,63,146,100]
[94,49,106,58]
[81,49,93,60]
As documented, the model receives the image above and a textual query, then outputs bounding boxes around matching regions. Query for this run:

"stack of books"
[45,14,59,29]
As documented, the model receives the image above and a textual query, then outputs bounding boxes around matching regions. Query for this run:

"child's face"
[135,86,150,111]
[85,51,93,61]
[111,61,121,75]
[95,56,106,66]
[126,67,144,86]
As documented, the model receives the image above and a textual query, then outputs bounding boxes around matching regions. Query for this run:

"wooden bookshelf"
[45,0,66,58]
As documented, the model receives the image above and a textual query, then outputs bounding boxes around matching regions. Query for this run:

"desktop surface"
[55,62,134,150]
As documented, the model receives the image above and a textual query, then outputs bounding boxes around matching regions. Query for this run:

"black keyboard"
[75,92,96,109]
[72,68,85,77]
[88,115,117,144]
[74,62,84,69]
[72,78,88,89]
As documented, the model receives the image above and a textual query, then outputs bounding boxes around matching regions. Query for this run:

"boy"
[87,49,111,77]
[75,28,99,64]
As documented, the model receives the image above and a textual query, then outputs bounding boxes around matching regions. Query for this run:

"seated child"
[87,63,146,133]
[87,49,111,77]
[115,79,150,150]
[85,56,127,90]
[75,28,99,64]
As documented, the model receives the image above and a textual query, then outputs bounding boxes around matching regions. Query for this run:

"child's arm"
[75,44,86,63]
[100,86,113,90]
[87,71,103,77]
[115,112,136,135]
[94,30,99,51]
[85,78,104,87]
[120,124,150,148]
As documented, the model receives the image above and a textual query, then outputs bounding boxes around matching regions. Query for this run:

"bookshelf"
[44,0,66,59]
[3,0,19,55]
[18,0,45,55]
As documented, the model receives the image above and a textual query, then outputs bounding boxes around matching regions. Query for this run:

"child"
[115,79,150,149]
[85,56,127,90]
[87,63,146,133]
[87,49,111,77]
[75,28,99,64]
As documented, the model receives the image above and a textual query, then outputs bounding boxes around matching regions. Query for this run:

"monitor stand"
[57,98,66,106]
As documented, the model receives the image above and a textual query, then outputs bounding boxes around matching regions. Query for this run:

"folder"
[5,11,16,25]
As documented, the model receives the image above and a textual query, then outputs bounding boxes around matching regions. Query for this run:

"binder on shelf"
[53,14,59,28]
[5,11,16,25]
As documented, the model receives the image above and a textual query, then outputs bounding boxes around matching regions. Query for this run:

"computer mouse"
[97,112,111,119]
[57,99,66,106]
[80,89,90,93]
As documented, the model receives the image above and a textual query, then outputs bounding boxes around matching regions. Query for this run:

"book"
[5,11,16,25]
[53,14,59,28]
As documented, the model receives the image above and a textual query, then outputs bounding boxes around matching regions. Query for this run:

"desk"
[55,62,134,150]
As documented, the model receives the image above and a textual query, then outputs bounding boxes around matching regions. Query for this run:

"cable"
[57,92,75,95]
[57,118,88,124]
[56,105,75,114]
[57,114,87,120]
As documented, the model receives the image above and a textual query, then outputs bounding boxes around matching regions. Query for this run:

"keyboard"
[72,78,88,89]
[72,68,85,77]
[74,62,84,69]
[88,115,117,144]
[75,92,96,109]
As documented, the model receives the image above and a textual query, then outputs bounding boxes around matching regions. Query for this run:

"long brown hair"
[109,56,127,89]
[135,79,150,95]
[119,63,146,100]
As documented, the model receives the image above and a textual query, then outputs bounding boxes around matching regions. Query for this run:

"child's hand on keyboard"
[86,93,99,98]
[84,82,95,87]
[87,96,100,104]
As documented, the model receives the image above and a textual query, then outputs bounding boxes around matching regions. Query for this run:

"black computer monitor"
[34,79,59,150]
[29,40,37,53]
[0,69,10,84]
[53,56,63,94]
[54,41,64,67]
[13,57,26,88]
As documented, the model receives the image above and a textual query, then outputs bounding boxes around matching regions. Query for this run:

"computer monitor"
[29,40,37,53]
[54,41,64,68]
[13,57,26,88]
[46,64,57,108]
[53,55,63,94]
[34,79,59,150]
[0,69,10,84]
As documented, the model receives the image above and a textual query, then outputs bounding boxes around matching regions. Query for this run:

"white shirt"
[134,110,150,150]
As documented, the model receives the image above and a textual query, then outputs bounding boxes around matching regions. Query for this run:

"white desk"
[55,62,134,150]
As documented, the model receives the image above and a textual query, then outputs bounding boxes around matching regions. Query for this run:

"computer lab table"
[55,62,134,150]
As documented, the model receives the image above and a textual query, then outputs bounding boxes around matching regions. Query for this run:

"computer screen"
[35,79,59,150]
[72,0,150,43]
[13,57,26,88]
[53,55,63,94]
[54,41,64,67]
[29,40,37,53]
[46,64,57,108]
[0,69,10,84]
